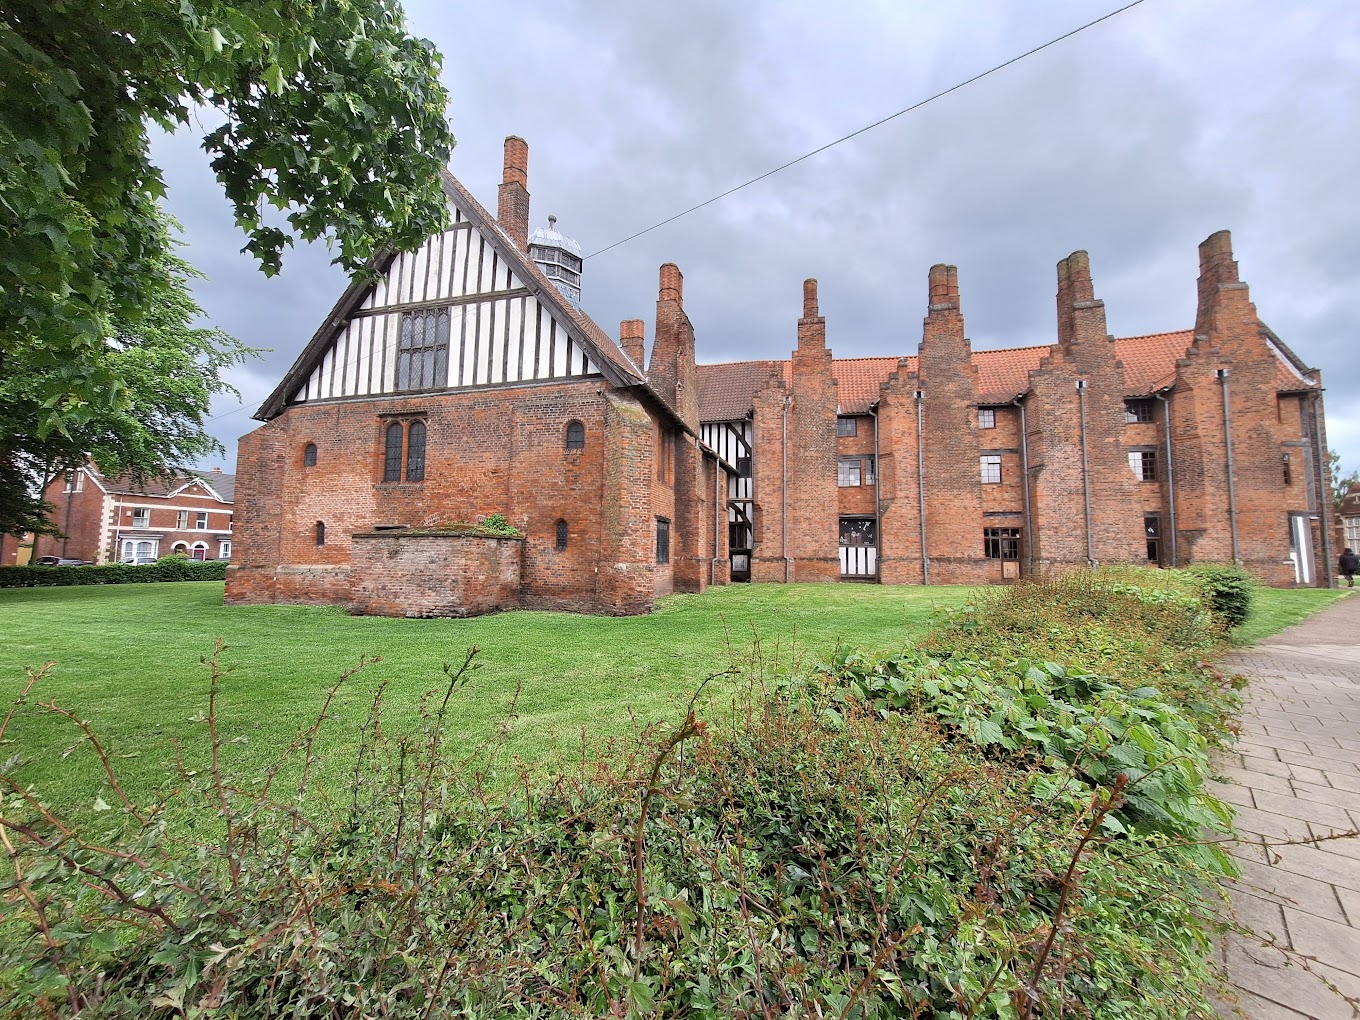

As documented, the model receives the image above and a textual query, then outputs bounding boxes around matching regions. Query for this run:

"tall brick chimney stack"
[619,319,646,371]
[497,136,530,252]
[922,264,966,347]
[798,278,826,350]
[650,263,698,426]
[1056,250,1108,348]
[1195,229,1243,337]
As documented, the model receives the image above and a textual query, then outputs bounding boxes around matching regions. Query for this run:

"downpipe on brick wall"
[915,390,929,585]
[1155,390,1178,567]
[1009,396,1033,578]
[782,394,792,582]
[1311,392,1336,588]
[1077,380,1095,569]
[1218,369,1241,566]
[871,405,881,582]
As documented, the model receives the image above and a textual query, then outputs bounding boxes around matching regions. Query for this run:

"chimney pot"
[659,263,683,304]
[802,278,819,319]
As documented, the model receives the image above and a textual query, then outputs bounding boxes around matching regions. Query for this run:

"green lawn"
[0,580,1347,821]
[1231,586,1352,646]
[0,581,972,816]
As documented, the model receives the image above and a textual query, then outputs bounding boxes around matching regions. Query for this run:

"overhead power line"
[585,0,1148,261]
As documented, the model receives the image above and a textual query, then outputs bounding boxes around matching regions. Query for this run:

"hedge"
[0,559,227,588]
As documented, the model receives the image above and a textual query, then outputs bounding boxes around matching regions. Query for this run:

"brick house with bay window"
[226,137,1336,617]
[31,465,235,564]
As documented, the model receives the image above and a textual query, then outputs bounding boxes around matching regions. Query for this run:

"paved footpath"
[1215,592,1360,1019]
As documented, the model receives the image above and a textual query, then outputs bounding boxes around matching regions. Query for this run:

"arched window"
[565,420,585,451]
[405,420,426,482]
[555,519,568,551]
[383,422,403,482]
[303,442,317,467]
[315,521,326,546]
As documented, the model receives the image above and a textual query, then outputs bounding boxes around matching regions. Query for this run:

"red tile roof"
[697,329,1310,421]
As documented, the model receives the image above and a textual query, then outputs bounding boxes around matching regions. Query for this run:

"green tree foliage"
[1330,450,1359,511]
[0,238,251,535]
[0,0,454,433]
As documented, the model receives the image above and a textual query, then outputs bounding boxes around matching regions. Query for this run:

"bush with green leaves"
[0,559,227,588]
[1183,563,1257,630]
[1,569,1249,1018]
[0,645,1232,1019]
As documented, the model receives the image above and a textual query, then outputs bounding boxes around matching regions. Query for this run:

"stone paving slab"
[1218,593,1360,1019]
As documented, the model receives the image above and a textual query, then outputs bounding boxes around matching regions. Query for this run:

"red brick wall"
[350,532,522,617]
[33,474,105,562]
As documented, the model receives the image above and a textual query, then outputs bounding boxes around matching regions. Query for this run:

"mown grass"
[0,581,972,818]
[1230,586,1351,646]
[0,580,1344,823]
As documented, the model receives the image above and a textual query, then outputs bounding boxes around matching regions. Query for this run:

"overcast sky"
[152,0,1360,479]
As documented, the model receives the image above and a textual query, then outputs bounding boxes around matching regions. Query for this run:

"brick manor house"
[225,137,1336,616]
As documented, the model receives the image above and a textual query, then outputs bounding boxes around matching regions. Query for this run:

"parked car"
[121,556,158,565]
[34,556,90,566]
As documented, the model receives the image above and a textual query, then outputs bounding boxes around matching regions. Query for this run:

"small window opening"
[555,519,568,551]
[303,443,317,467]
[566,420,585,451]
[978,408,996,429]
[405,420,426,482]
[836,416,857,437]
[656,518,670,565]
[383,422,403,482]
[315,521,326,546]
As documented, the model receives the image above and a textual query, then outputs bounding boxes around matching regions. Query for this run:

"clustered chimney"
[497,136,530,251]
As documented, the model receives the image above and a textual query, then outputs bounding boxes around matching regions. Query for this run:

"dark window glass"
[1144,514,1162,563]
[566,420,585,451]
[555,519,568,551]
[396,309,450,391]
[383,422,403,482]
[656,519,670,565]
[315,521,326,546]
[1282,453,1292,486]
[1124,399,1154,423]
[983,527,1021,560]
[303,443,317,467]
[836,416,857,437]
[736,455,752,478]
[405,420,426,482]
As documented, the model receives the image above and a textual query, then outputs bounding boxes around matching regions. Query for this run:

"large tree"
[0,0,454,451]
[0,237,252,536]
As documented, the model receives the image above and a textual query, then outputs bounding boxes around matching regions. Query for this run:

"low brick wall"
[350,531,523,618]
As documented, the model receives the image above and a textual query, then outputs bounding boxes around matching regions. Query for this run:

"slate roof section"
[696,329,1314,421]
[92,467,236,503]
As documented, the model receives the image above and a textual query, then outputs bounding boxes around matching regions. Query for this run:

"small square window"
[1128,450,1157,482]
[1124,400,1154,424]
[980,455,1002,485]
[836,416,857,437]
[983,527,1021,560]
[132,509,150,529]
[195,512,209,530]
[838,458,862,487]
[978,408,996,429]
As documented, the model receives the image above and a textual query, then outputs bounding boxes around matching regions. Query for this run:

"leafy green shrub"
[0,559,227,588]
[1183,563,1257,630]
[0,646,1232,1019]
[477,512,521,537]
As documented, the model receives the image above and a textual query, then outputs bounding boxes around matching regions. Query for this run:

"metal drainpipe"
[1312,393,1336,588]
[1009,396,1033,577]
[1076,380,1095,569]
[1154,390,1177,567]
[782,394,792,582]
[915,390,929,585]
[1218,369,1241,566]
[870,405,881,582]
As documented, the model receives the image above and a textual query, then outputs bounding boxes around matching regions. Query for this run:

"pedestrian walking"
[1340,547,1359,588]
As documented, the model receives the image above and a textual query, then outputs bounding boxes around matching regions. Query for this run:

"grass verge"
[1230,587,1351,646]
